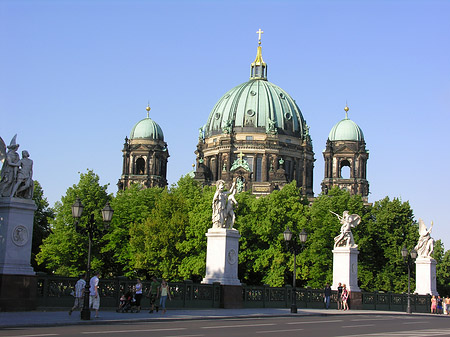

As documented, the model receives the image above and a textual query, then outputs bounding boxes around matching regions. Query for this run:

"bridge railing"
[36,275,431,312]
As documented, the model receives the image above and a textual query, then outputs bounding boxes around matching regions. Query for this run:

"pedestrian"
[147,276,160,313]
[431,295,436,314]
[445,295,450,315]
[89,271,100,318]
[342,284,349,311]
[134,279,143,313]
[324,283,331,309]
[437,296,443,314]
[158,279,171,314]
[337,283,343,310]
[69,274,86,315]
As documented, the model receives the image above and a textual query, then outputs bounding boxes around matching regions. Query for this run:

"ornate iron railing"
[36,275,431,312]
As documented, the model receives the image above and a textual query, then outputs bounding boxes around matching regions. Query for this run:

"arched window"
[340,160,351,179]
[136,157,145,175]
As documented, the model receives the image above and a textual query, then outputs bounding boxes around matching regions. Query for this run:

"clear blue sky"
[1,0,449,250]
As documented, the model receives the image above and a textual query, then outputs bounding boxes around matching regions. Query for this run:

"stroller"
[116,291,138,313]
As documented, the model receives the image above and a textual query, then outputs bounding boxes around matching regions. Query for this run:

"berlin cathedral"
[118,30,369,202]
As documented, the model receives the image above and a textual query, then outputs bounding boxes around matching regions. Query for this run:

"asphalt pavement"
[0,307,447,329]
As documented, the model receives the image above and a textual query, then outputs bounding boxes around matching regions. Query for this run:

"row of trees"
[34,170,450,295]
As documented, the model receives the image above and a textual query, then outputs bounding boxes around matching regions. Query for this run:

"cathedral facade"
[119,31,369,201]
[193,34,315,197]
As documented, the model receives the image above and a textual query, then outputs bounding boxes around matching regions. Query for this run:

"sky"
[1,0,449,250]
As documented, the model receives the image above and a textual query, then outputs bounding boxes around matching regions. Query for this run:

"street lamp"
[401,246,417,314]
[72,198,114,320]
[283,227,307,313]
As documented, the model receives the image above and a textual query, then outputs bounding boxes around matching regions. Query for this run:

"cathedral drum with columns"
[194,30,315,197]
[118,105,169,190]
[321,105,369,202]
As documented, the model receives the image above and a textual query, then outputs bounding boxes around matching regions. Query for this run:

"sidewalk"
[0,308,438,329]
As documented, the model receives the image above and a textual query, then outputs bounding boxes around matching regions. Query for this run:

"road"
[1,314,449,337]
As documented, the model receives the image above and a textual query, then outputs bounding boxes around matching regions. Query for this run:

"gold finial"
[146,103,151,118]
[344,104,349,119]
[192,163,195,168]
[256,28,264,45]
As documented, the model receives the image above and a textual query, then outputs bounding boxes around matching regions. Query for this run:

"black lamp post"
[283,227,307,314]
[72,198,114,320]
[401,246,417,314]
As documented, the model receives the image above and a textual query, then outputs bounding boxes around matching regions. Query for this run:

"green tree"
[128,176,207,281]
[305,187,367,288]
[237,181,310,286]
[433,240,450,296]
[31,181,55,272]
[36,170,110,276]
[176,179,214,282]
[358,197,417,292]
[103,184,163,276]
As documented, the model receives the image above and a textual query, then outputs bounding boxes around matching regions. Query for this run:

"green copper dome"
[130,107,164,141]
[202,44,309,140]
[328,114,364,142]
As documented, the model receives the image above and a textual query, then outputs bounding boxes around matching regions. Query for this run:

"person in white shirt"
[69,274,85,315]
[89,272,100,318]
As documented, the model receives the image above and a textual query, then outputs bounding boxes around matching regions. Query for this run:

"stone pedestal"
[202,228,241,286]
[0,197,37,311]
[0,197,37,275]
[0,274,37,311]
[331,247,360,292]
[221,285,243,309]
[415,257,438,295]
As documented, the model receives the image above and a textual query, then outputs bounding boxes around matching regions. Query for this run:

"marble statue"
[11,150,34,199]
[0,135,20,197]
[0,135,34,199]
[415,219,434,258]
[332,210,361,248]
[212,179,238,229]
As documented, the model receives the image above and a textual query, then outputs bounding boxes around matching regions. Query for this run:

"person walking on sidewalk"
[342,284,349,311]
[444,296,450,315]
[134,279,143,313]
[147,276,160,313]
[69,274,85,315]
[324,283,331,309]
[89,272,101,318]
[159,279,171,314]
[337,283,343,310]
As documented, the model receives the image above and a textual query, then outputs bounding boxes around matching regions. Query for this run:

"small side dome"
[328,106,364,141]
[129,105,164,141]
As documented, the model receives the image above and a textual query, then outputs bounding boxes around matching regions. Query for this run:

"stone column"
[331,247,361,292]
[0,197,38,310]
[332,246,361,309]
[415,257,438,295]
[202,228,241,286]
[202,228,242,309]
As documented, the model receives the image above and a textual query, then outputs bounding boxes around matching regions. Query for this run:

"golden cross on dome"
[238,151,245,161]
[256,29,264,45]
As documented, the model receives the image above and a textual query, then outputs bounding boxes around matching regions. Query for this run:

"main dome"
[204,79,307,138]
[202,44,308,140]
[328,115,364,142]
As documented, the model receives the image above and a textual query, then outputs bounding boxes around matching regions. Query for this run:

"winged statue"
[414,219,434,258]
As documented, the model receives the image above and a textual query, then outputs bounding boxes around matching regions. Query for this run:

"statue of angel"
[0,135,20,197]
[332,210,361,248]
[212,179,238,229]
[414,219,434,258]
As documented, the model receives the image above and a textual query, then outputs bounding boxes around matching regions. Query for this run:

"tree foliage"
[31,181,55,272]
[357,197,418,292]
[36,170,111,276]
[34,173,450,294]
[237,181,309,286]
